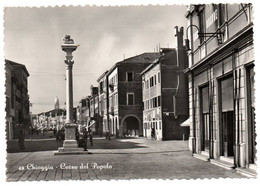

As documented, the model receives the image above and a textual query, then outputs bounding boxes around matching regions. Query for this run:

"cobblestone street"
[6,137,246,181]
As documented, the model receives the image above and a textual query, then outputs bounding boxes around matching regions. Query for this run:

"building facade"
[34,108,66,131]
[142,27,189,140]
[185,4,255,172]
[106,53,161,137]
[89,86,99,133]
[77,98,89,126]
[97,71,109,136]
[5,59,30,139]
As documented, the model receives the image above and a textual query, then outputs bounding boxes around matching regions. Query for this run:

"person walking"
[83,128,88,151]
[18,130,25,150]
[53,128,57,136]
[88,129,93,146]
[75,128,80,146]
[151,128,155,140]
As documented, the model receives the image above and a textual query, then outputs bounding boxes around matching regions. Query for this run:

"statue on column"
[63,35,74,44]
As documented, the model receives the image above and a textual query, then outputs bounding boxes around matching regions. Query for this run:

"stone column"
[56,35,82,153]
[65,60,74,124]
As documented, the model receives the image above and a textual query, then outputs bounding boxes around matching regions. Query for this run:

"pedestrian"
[75,128,79,145]
[83,128,88,151]
[151,128,155,140]
[106,131,111,140]
[53,128,57,136]
[18,130,25,150]
[88,129,93,146]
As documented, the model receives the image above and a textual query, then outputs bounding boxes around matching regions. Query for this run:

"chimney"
[174,26,188,69]
[174,26,184,50]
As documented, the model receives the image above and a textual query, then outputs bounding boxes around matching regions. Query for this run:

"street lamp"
[185,24,223,51]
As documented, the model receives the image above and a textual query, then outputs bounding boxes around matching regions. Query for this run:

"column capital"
[65,60,74,66]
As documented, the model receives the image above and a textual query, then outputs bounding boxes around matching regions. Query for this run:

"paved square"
[6,137,246,181]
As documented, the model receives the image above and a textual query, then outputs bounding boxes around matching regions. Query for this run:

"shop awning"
[180,117,192,127]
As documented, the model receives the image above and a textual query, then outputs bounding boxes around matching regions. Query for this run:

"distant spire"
[54,97,60,110]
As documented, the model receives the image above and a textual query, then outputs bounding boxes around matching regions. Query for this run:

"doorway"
[123,116,139,137]
[219,76,234,157]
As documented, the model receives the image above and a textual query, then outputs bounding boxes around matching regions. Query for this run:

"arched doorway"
[123,116,140,137]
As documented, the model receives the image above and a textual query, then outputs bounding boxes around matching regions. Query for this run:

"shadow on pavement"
[86,137,148,150]
[7,137,148,153]
[7,139,63,153]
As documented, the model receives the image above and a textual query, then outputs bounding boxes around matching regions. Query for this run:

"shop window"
[201,85,210,151]
[221,77,234,111]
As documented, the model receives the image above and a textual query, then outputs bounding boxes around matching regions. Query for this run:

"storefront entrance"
[221,111,234,157]
[219,76,234,157]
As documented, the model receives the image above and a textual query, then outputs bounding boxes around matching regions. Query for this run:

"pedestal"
[54,124,85,155]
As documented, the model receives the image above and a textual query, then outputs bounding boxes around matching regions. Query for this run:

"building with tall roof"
[105,52,161,137]
[141,27,189,140]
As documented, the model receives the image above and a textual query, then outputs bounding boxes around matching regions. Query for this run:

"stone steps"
[54,148,89,155]
[236,167,257,178]
[193,154,257,177]
[193,153,209,161]
[210,159,235,170]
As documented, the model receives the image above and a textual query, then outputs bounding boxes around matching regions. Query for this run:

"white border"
[1,1,259,186]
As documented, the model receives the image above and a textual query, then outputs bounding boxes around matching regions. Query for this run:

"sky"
[4,5,188,114]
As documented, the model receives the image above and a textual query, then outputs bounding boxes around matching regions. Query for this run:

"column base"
[54,123,88,155]
[213,140,218,159]
[188,137,194,152]
[54,140,84,155]
[239,143,246,168]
